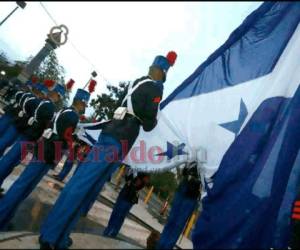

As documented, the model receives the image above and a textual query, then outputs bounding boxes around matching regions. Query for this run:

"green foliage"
[0,51,68,108]
[90,81,129,120]
[33,50,65,84]
[33,50,68,109]
[0,52,23,78]
[149,171,178,200]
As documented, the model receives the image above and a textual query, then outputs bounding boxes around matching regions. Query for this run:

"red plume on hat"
[80,115,86,121]
[66,79,75,91]
[44,79,55,89]
[166,51,177,66]
[31,76,38,84]
[88,79,97,93]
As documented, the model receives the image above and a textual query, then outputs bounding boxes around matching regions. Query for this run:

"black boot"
[0,188,4,199]
[67,237,73,247]
[39,236,53,250]
[53,237,72,250]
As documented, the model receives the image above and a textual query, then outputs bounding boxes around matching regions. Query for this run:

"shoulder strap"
[53,108,74,135]
[22,97,36,114]
[121,78,153,118]
[19,93,30,106]
[32,100,51,122]
[121,80,134,106]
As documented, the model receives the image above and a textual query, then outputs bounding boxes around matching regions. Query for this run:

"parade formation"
[0,45,189,249]
[1,1,300,250]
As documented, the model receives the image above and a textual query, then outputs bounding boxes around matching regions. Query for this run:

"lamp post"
[17,24,69,83]
[0,2,26,27]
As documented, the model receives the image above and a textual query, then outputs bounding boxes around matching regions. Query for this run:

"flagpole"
[83,77,92,90]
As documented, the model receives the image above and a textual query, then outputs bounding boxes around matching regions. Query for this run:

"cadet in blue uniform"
[103,168,150,238]
[0,89,24,134]
[39,51,177,249]
[0,87,89,229]
[156,162,201,250]
[1,78,23,103]
[0,88,36,155]
[0,78,25,133]
[0,83,66,193]
[0,83,48,157]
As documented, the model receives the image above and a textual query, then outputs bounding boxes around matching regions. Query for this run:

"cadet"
[0,83,65,193]
[156,161,201,250]
[0,87,90,229]
[103,168,150,237]
[0,78,25,133]
[1,78,22,103]
[0,82,48,157]
[0,89,23,134]
[39,51,177,249]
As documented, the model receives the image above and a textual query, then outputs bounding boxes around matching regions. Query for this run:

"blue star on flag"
[156,142,188,160]
[219,98,248,137]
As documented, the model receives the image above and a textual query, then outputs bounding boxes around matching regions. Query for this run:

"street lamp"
[0,1,26,27]
[0,71,6,76]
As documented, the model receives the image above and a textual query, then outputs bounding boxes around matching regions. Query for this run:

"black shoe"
[52,237,72,250]
[52,175,62,182]
[66,237,73,248]
[39,236,53,250]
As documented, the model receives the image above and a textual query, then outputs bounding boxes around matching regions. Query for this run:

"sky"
[0,1,262,115]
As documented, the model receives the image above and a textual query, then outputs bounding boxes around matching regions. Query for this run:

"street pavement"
[0,159,193,249]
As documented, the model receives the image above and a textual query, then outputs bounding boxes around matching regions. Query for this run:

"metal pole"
[183,211,197,238]
[114,165,126,190]
[83,77,92,90]
[0,6,19,27]
[144,186,154,204]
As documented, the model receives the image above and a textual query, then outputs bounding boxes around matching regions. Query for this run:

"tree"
[0,52,9,66]
[33,50,65,84]
[0,51,68,108]
[33,50,68,108]
[90,81,129,120]
[0,52,23,78]
[149,171,178,200]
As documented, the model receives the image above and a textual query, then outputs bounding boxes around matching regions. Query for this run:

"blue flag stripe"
[161,2,300,109]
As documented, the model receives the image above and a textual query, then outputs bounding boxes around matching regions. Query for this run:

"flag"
[176,2,300,248]
[77,2,300,248]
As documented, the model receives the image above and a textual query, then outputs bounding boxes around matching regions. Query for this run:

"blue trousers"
[103,186,134,237]
[0,114,12,134]
[81,162,119,216]
[57,160,74,181]
[0,124,20,157]
[40,134,122,248]
[0,135,27,187]
[0,158,51,229]
[46,162,120,247]
[156,183,198,249]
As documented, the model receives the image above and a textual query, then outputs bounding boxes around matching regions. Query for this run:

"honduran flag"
[78,2,300,247]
